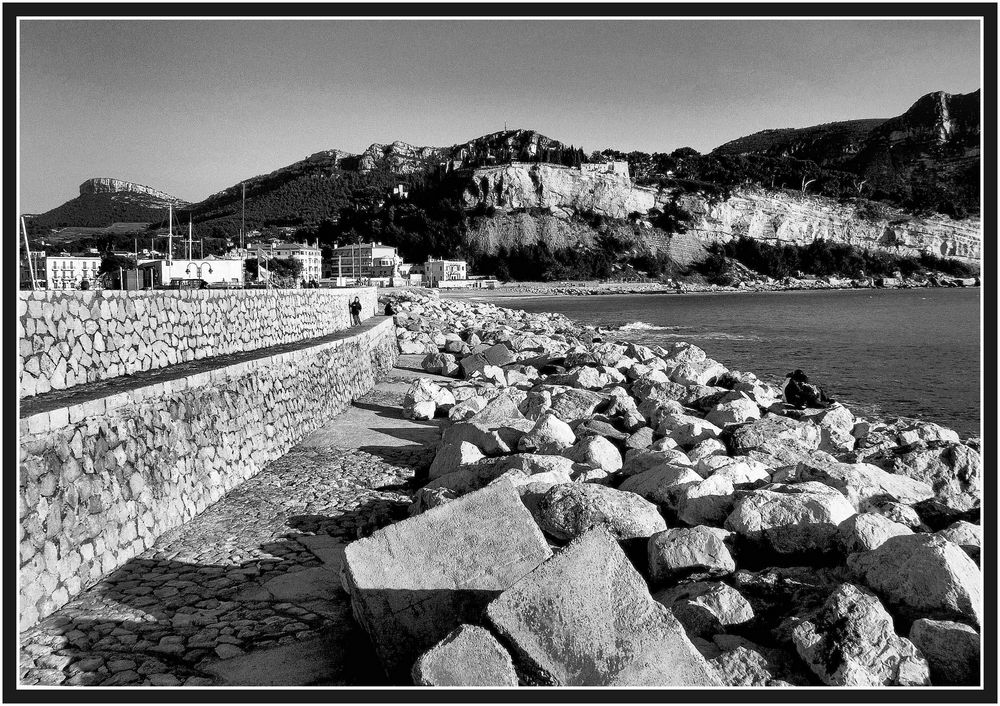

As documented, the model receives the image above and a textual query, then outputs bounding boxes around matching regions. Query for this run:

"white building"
[580,161,630,178]
[328,242,401,281]
[253,241,323,282]
[425,259,468,287]
[44,255,103,290]
[137,258,244,288]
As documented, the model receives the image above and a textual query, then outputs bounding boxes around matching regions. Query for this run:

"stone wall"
[17,318,398,630]
[18,288,378,398]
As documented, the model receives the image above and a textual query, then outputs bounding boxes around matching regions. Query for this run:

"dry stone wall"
[17,288,378,398]
[17,318,398,630]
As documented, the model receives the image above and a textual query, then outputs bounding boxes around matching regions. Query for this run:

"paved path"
[19,357,445,687]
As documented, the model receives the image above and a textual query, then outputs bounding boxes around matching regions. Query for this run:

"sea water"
[505,288,982,438]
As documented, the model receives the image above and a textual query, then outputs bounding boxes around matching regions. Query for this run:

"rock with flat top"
[341,482,552,681]
[411,624,518,686]
[486,527,720,686]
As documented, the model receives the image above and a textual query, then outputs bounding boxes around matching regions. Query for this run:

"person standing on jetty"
[349,297,363,326]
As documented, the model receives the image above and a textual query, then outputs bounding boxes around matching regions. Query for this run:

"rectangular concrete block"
[486,527,721,686]
[341,481,552,682]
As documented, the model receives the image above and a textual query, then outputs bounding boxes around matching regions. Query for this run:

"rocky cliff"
[460,163,980,264]
[678,189,981,264]
[78,178,181,202]
[463,164,660,220]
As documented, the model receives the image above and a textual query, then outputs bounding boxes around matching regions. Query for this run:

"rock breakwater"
[338,290,981,687]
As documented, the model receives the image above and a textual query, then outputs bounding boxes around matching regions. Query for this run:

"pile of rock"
[340,291,981,687]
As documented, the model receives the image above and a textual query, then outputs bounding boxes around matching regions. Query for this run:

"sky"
[19,18,981,213]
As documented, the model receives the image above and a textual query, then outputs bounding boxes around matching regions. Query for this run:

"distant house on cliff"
[580,161,630,179]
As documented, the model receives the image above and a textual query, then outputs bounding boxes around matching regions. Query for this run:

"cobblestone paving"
[19,381,434,687]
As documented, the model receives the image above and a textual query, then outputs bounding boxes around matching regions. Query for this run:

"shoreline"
[369,289,982,686]
[426,279,981,300]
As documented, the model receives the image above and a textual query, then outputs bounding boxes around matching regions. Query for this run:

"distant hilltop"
[79,178,181,202]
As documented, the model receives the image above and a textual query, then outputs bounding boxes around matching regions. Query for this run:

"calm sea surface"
[498,288,982,438]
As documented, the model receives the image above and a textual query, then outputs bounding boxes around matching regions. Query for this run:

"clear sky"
[19,18,981,213]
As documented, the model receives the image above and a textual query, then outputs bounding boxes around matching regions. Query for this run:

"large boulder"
[730,415,821,455]
[710,638,809,686]
[935,521,981,561]
[402,378,456,418]
[895,421,961,447]
[421,351,459,376]
[674,475,736,527]
[617,465,702,506]
[494,453,576,477]
[548,366,607,390]
[872,443,981,512]
[799,404,856,452]
[792,583,930,686]
[835,513,912,554]
[517,413,575,454]
[724,482,856,555]
[482,343,517,367]
[775,457,934,511]
[621,448,691,477]
[341,482,552,681]
[411,624,518,686]
[560,436,623,473]
[537,483,666,541]
[656,413,723,447]
[548,388,607,422]
[704,458,771,486]
[486,527,721,686]
[908,618,980,686]
[848,534,982,625]
[427,441,486,479]
[654,581,755,637]
[647,527,736,582]
[669,359,728,387]
[705,397,761,428]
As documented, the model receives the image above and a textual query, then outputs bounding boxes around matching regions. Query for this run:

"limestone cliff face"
[678,189,981,263]
[358,141,445,174]
[460,163,980,263]
[463,164,660,220]
[79,178,181,202]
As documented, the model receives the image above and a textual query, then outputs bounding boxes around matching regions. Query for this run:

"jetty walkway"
[19,355,443,687]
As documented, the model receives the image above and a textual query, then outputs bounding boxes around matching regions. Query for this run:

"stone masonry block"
[486,527,721,686]
[341,481,552,682]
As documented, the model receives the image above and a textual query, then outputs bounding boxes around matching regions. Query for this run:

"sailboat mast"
[188,214,193,260]
[168,204,173,264]
[241,183,246,252]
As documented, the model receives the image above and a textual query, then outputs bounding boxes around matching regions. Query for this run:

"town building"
[44,255,103,290]
[137,258,245,288]
[424,259,468,287]
[328,242,401,281]
[580,161,630,178]
[253,241,323,282]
